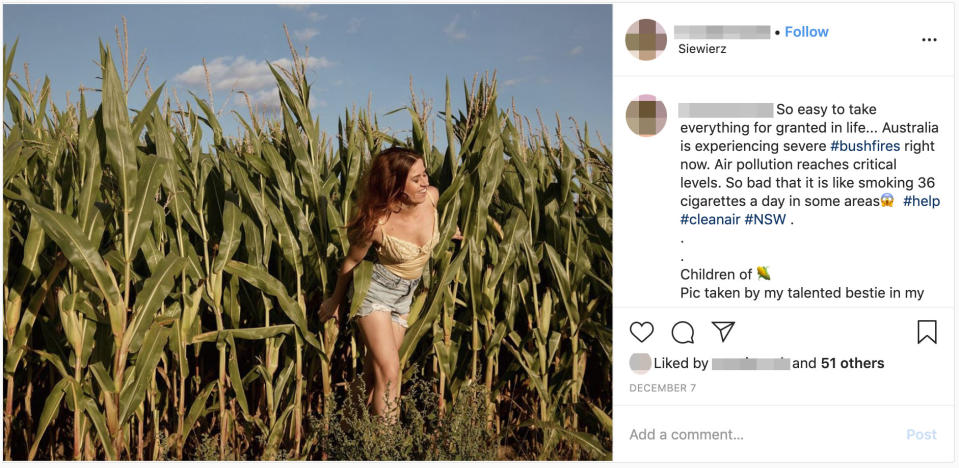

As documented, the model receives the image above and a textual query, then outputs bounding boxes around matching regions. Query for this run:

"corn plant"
[3,33,611,461]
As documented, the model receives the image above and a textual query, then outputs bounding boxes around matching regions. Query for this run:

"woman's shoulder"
[368,216,389,244]
[427,186,439,205]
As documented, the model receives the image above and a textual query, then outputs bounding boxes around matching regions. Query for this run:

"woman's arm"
[319,232,375,323]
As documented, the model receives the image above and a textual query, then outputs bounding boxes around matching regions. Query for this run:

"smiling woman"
[320,148,452,419]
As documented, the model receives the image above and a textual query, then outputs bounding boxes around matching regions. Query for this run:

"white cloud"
[247,88,324,113]
[569,45,584,56]
[175,55,334,93]
[346,18,363,34]
[249,88,282,113]
[294,28,319,41]
[308,11,327,22]
[517,55,541,63]
[443,15,467,40]
[274,56,333,71]
[502,78,523,87]
[278,4,308,11]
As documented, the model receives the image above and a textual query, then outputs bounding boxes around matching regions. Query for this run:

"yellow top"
[375,192,440,280]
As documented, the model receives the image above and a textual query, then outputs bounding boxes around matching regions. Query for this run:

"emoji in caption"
[757,266,771,280]
[881,193,894,207]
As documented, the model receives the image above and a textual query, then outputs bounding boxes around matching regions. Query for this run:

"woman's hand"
[452,226,464,241]
[318,298,340,324]
[320,235,372,325]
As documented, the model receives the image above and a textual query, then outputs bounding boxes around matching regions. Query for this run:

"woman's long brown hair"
[346,147,424,244]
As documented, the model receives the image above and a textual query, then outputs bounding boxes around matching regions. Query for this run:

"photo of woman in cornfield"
[319,147,462,423]
[2,4,612,461]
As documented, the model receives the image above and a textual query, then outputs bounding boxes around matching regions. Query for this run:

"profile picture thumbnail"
[626,19,667,61]
[626,95,667,136]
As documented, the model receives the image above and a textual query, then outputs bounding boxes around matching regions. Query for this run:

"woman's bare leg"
[363,351,374,405]
[392,315,408,354]
[357,310,400,420]
[390,315,409,404]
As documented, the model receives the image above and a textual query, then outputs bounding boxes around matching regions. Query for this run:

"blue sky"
[3,4,610,147]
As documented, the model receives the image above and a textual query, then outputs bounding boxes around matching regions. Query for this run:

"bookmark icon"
[917,320,937,344]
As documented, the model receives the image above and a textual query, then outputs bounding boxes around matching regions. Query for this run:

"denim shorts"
[353,263,420,328]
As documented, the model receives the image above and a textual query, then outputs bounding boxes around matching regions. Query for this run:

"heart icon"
[630,321,654,343]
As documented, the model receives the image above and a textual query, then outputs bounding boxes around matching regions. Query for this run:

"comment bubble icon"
[672,321,695,344]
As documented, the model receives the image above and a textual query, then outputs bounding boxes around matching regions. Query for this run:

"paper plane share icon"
[712,321,735,343]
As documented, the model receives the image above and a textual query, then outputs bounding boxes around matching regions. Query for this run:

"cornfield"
[2,35,612,460]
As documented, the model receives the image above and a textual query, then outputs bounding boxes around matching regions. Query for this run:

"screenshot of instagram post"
[614,2,956,464]
[1,4,613,462]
